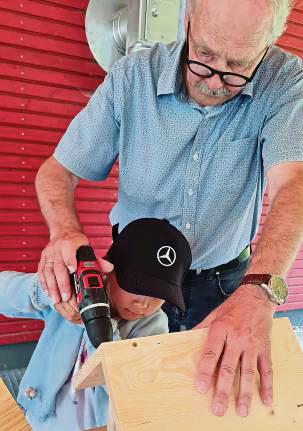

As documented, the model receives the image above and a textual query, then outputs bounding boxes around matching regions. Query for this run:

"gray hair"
[185,0,293,44]
[268,0,293,44]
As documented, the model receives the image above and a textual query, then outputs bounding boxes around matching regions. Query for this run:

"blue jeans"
[162,258,250,332]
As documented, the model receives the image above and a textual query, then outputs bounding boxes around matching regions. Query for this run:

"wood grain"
[75,318,303,431]
[0,379,31,431]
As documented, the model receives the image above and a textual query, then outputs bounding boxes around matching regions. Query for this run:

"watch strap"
[240,274,272,286]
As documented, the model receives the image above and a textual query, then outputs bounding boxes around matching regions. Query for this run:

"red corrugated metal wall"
[0,1,302,344]
[264,0,303,311]
[0,0,116,344]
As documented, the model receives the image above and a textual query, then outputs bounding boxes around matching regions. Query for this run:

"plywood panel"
[74,318,303,431]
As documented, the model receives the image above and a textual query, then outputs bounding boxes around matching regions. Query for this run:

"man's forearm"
[35,156,82,239]
[248,178,303,276]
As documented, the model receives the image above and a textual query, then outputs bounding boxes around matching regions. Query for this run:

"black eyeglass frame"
[185,21,269,88]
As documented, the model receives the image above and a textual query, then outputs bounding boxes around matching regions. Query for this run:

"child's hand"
[54,294,82,325]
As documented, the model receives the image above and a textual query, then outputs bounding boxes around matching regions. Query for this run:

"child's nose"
[133,296,148,309]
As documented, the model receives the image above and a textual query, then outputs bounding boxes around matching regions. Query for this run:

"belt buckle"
[196,268,202,275]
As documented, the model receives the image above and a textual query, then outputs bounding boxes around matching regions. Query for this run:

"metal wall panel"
[0,0,116,344]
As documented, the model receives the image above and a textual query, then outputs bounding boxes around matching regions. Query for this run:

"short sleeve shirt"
[54,40,303,269]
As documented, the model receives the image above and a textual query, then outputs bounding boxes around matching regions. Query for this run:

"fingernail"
[197,380,208,393]
[238,405,248,417]
[68,266,76,274]
[213,402,225,416]
[51,296,59,304]
[62,293,69,302]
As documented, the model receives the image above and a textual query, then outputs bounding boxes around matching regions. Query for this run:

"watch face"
[270,275,288,303]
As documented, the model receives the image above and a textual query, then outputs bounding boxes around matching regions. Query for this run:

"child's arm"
[117,309,169,340]
[0,271,52,320]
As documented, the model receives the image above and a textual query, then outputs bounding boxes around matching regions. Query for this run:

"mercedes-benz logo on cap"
[157,246,176,267]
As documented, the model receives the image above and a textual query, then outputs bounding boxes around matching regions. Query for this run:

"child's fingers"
[54,301,81,324]
[69,294,79,311]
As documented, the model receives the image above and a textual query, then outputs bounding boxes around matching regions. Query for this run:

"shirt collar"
[157,39,255,101]
[157,40,185,97]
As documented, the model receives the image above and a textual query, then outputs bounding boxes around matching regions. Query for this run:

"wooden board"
[74,318,303,431]
[0,379,31,430]
[73,350,106,389]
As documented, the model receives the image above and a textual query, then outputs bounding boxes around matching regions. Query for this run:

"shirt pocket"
[213,136,260,196]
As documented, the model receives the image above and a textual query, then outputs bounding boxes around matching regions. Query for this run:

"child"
[0,218,192,430]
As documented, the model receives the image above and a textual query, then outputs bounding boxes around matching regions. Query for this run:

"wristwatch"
[240,274,288,305]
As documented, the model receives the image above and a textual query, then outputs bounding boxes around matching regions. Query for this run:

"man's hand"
[38,231,113,304]
[194,284,275,417]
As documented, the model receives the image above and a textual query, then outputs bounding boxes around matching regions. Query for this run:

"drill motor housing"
[72,245,113,348]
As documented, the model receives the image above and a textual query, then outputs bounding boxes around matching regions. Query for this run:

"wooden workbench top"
[0,379,31,431]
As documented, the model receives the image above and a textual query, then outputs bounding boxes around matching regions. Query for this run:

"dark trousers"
[162,258,250,332]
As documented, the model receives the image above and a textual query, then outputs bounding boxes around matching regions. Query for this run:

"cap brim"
[115,268,186,312]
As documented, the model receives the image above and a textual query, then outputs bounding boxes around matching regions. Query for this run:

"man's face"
[184,0,270,106]
[107,271,164,321]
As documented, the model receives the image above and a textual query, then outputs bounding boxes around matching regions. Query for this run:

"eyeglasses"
[185,21,269,88]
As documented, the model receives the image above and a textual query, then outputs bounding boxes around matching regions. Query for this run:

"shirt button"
[193,152,199,161]
[185,223,191,230]
[188,188,193,196]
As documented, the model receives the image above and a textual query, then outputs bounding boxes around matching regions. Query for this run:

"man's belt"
[192,245,251,276]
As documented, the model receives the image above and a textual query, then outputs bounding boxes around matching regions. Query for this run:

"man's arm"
[36,156,82,242]
[195,161,303,418]
[35,156,114,306]
[249,161,303,275]
[35,156,89,304]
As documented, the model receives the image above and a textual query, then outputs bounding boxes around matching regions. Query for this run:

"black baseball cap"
[105,218,192,311]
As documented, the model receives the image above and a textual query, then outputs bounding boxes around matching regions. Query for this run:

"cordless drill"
[71,245,113,348]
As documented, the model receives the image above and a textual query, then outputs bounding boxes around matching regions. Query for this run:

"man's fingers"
[257,349,273,406]
[96,256,114,274]
[54,259,72,302]
[61,240,79,274]
[58,239,85,301]
[43,259,61,304]
[196,326,226,394]
[236,351,257,417]
[37,257,49,296]
[211,345,241,417]
[69,294,79,311]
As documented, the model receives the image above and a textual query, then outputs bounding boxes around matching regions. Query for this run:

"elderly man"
[36,0,303,419]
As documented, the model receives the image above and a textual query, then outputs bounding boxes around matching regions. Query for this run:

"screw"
[151,7,158,17]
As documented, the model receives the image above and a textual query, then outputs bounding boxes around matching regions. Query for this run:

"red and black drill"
[71,245,113,348]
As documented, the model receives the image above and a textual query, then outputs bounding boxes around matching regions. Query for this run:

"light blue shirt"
[54,40,303,269]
